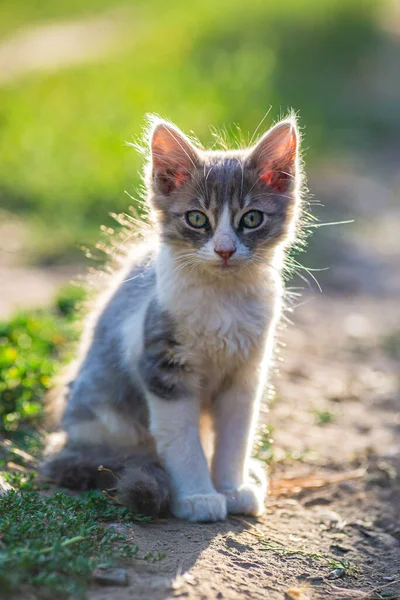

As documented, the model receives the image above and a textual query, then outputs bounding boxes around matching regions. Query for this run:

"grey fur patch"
[61,260,156,434]
[117,456,170,517]
[62,398,96,424]
[138,299,189,400]
[40,444,170,517]
[200,155,244,213]
[40,444,123,490]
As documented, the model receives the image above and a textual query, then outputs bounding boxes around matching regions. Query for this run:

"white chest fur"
[156,248,281,374]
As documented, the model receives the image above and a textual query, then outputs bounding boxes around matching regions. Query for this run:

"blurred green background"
[1,0,399,267]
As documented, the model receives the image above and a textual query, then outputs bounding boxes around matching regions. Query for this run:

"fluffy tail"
[40,442,170,518]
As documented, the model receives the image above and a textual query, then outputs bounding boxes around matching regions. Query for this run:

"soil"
[86,293,400,600]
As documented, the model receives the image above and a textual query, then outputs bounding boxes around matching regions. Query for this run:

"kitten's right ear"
[248,119,299,194]
[150,121,199,195]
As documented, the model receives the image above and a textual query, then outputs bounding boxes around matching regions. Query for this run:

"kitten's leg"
[147,394,227,522]
[212,379,267,517]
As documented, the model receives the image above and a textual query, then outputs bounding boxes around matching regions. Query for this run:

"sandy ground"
[82,293,399,600]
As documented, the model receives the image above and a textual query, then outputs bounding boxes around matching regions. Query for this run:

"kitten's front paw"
[222,483,265,517]
[171,493,227,522]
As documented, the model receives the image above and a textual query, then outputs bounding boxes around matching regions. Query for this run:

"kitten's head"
[146,116,301,276]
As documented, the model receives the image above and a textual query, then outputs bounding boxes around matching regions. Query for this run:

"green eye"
[240,210,263,229]
[185,211,209,228]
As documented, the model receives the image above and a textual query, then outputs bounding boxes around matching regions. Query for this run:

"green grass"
[0,285,85,434]
[329,558,362,578]
[313,409,336,425]
[0,0,391,263]
[0,488,147,598]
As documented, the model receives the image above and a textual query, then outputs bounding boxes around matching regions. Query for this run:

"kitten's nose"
[214,233,237,263]
[214,247,236,261]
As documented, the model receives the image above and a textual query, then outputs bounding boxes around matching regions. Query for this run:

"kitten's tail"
[40,439,170,518]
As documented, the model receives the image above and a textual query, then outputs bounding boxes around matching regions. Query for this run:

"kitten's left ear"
[248,119,298,194]
[150,120,200,196]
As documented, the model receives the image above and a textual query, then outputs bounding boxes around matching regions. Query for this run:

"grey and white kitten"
[41,116,301,522]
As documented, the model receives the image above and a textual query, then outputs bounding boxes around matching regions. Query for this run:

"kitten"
[41,115,302,522]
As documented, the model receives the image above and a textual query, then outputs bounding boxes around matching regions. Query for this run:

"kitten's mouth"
[212,260,241,273]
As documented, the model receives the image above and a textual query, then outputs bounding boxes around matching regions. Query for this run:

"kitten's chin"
[201,260,248,278]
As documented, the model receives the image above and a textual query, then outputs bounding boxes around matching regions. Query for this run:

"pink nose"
[214,247,236,261]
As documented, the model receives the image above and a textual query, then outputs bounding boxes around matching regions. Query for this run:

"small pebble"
[328,568,344,580]
[93,567,129,586]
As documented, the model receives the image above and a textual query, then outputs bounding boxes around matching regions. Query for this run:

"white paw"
[222,483,265,517]
[171,493,227,522]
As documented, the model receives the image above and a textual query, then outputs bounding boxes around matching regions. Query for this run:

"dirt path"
[0,217,81,318]
[0,263,81,319]
[0,8,133,84]
[86,294,399,600]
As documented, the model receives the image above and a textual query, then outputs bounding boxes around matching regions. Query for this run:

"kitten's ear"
[150,121,200,195]
[248,119,298,194]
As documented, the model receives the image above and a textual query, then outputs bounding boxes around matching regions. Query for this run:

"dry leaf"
[270,468,365,497]
[284,586,312,600]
